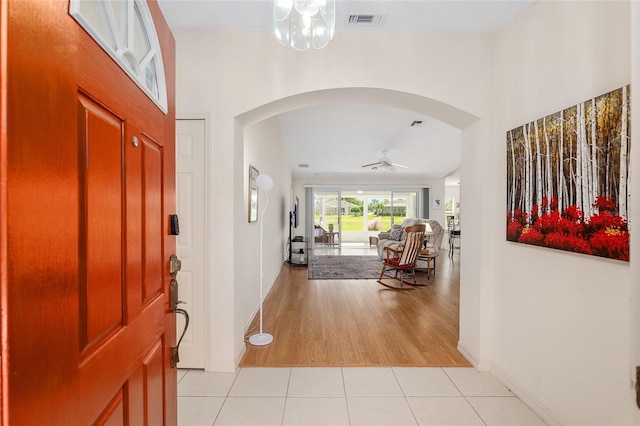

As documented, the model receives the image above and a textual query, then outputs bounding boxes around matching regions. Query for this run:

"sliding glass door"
[313,191,341,247]
[311,188,419,248]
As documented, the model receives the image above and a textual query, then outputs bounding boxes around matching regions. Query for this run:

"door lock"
[170,255,181,276]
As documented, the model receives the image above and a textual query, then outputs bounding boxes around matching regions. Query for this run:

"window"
[311,187,420,248]
[70,0,168,113]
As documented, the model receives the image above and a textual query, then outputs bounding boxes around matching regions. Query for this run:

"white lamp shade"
[256,174,274,190]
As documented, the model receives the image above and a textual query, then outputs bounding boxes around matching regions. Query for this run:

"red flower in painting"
[589,229,630,261]
[562,205,584,223]
[585,212,627,235]
[507,208,528,227]
[534,210,561,234]
[544,233,593,255]
[518,227,545,246]
[506,198,629,261]
[507,220,523,241]
[555,217,584,236]
[594,196,617,213]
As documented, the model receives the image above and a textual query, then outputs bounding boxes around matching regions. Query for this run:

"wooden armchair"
[377,224,426,290]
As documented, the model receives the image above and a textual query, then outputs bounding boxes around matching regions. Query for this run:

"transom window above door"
[70,0,168,114]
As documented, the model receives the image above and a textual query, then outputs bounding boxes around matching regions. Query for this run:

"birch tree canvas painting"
[506,85,631,261]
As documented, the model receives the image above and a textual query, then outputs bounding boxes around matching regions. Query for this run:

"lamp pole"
[249,174,274,346]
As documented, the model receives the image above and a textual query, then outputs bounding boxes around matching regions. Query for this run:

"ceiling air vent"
[298,163,309,168]
[345,14,387,26]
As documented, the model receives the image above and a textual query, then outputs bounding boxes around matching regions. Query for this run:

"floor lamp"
[249,173,274,346]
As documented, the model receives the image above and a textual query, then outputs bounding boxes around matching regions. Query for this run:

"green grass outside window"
[314,214,407,232]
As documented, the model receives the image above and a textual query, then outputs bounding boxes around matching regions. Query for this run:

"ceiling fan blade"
[361,162,382,168]
[391,162,409,169]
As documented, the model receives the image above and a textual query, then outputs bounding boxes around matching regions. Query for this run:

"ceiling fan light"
[362,151,409,172]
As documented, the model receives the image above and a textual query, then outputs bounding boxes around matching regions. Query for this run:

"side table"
[288,238,309,266]
[417,249,438,280]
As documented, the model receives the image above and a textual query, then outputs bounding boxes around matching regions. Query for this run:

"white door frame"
[175,116,210,369]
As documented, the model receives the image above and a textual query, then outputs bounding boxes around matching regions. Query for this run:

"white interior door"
[176,119,206,368]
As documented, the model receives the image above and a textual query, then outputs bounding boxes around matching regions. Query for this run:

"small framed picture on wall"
[432,197,442,210]
[445,196,454,214]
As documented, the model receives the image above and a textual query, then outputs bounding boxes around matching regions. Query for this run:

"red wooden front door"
[0,0,177,424]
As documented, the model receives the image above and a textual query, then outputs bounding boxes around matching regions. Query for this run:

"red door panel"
[143,340,165,425]
[1,1,177,424]
[78,93,125,355]
[95,389,126,426]
[142,136,164,305]
[126,122,144,322]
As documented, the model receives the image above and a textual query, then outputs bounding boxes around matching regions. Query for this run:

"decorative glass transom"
[70,0,168,114]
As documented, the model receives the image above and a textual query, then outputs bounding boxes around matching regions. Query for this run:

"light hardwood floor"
[240,246,470,367]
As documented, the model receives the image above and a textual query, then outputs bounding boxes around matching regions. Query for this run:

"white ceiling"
[157,0,535,34]
[278,103,461,178]
[157,0,536,183]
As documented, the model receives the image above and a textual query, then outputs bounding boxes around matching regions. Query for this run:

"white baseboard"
[456,342,478,367]
[234,345,246,371]
[456,342,491,371]
[206,360,238,373]
[457,342,563,424]
[490,365,565,426]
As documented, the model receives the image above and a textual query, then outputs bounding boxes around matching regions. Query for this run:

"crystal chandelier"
[274,0,335,51]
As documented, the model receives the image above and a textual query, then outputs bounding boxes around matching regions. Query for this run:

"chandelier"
[274,0,336,51]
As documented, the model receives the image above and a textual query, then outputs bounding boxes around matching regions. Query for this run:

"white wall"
[459,119,494,369]
[488,2,633,424]
[242,117,292,335]
[172,2,637,421]
[174,29,492,371]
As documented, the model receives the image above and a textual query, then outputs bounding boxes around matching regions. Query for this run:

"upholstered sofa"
[376,218,445,270]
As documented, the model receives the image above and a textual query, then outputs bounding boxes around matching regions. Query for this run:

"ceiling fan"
[361,150,409,171]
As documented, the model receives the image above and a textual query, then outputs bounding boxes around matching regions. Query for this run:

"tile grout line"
[179,366,538,426]
[441,368,488,426]
[391,366,420,426]
[280,368,292,426]
[340,368,353,426]
[211,367,242,426]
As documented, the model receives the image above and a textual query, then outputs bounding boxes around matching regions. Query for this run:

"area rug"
[308,255,383,280]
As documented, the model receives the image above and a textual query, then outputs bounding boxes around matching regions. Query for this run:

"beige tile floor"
[177,367,546,426]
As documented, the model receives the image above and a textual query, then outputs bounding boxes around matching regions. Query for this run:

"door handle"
[172,307,190,368]
[170,278,190,368]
